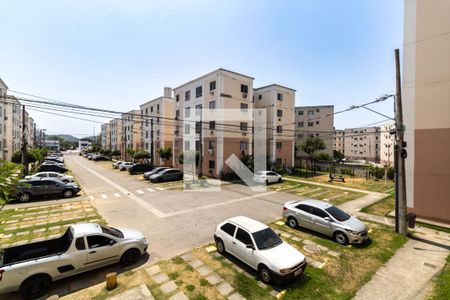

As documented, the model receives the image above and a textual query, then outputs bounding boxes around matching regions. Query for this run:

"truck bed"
[1,228,72,266]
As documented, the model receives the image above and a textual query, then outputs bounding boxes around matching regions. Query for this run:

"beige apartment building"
[295,105,334,160]
[0,79,7,161]
[3,95,22,162]
[100,123,110,150]
[122,110,142,160]
[140,88,175,166]
[380,122,395,167]
[172,68,254,178]
[344,127,380,162]
[333,129,345,155]
[109,118,122,152]
[254,84,295,167]
[403,0,450,222]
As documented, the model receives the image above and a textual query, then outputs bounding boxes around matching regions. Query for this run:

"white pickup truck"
[0,223,148,299]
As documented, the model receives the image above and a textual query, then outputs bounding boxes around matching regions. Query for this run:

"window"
[277,109,283,117]
[296,204,313,214]
[308,122,314,127]
[195,122,201,133]
[150,106,153,113]
[176,94,180,102]
[185,90,191,101]
[156,104,160,112]
[240,84,248,94]
[307,109,314,115]
[220,223,236,237]
[185,107,191,118]
[184,141,190,150]
[316,108,320,113]
[208,141,214,150]
[176,110,180,119]
[236,228,253,245]
[196,104,202,115]
[209,101,215,109]
[277,93,283,100]
[240,103,248,112]
[298,122,304,128]
[311,207,329,218]
[185,124,190,134]
[209,121,215,130]
[209,160,215,169]
[316,121,319,125]
[75,237,85,250]
[276,126,282,133]
[196,86,202,98]
[49,173,58,177]
[240,141,248,150]
[87,235,115,249]
[276,142,282,149]
[258,94,262,100]
[240,122,248,131]
[210,81,216,91]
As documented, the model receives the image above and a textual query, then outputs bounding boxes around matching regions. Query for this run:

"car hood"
[258,241,305,269]
[118,228,145,240]
[149,173,161,179]
[338,216,367,232]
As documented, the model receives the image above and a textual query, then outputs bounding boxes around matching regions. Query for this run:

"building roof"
[173,68,254,90]
[227,216,268,233]
[139,96,173,108]
[254,84,296,92]
[0,78,8,89]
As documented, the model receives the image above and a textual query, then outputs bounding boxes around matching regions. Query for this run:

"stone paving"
[146,264,188,299]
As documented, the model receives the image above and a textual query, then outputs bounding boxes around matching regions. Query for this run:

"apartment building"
[100,123,111,150]
[333,129,345,155]
[3,95,22,162]
[27,116,35,148]
[295,105,334,159]
[0,79,6,161]
[380,122,395,167]
[122,109,142,160]
[172,68,254,178]
[140,88,175,166]
[344,127,380,162]
[403,0,450,222]
[254,84,295,167]
[109,118,122,152]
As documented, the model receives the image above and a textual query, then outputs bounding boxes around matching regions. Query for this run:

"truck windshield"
[100,225,124,238]
[252,228,282,250]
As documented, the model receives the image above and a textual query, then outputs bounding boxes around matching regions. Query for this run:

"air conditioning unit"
[242,93,248,98]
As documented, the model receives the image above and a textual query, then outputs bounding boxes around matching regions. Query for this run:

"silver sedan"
[282,199,368,245]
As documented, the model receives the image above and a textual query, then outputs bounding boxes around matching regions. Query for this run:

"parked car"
[149,168,183,183]
[253,171,282,185]
[214,216,306,284]
[119,162,134,171]
[24,172,75,183]
[13,178,81,202]
[112,160,125,169]
[41,161,65,168]
[44,157,64,164]
[0,223,148,299]
[282,199,368,245]
[37,164,67,173]
[128,164,154,175]
[143,167,169,180]
[93,155,109,161]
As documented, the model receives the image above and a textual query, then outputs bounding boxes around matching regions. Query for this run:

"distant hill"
[47,134,80,142]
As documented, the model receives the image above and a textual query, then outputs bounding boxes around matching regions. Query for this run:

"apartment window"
[176,94,180,102]
[316,108,320,112]
[185,124,190,134]
[240,84,248,94]
[307,109,314,115]
[276,142,282,149]
[240,122,248,131]
[156,130,160,136]
[195,122,201,133]
[316,121,319,125]
[298,122,304,128]
[277,93,283,101]
[145,131,149,138]
[240,141,248,150]
[308,122,314,127]
[209,121,215,130]
[196,141,201,151]
[258,94,262,100]
[185,107,191,118]
[210,81,216,91]
[277,109,283,117]
[156,104,160,112]
[277,126,282,133]
[145,143,148,149]
[184,141,190,150]
[185,90,191,101]
[240,103,248,112]
[145,108,148,115]
[209,101,216,109]
[196,86,202,98]
[209,160,215,169]
[176,110,180,119]
[196,104,202,115]
[298,134,303,139]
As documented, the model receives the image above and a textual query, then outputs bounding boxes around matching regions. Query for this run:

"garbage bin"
[407,213,417,228]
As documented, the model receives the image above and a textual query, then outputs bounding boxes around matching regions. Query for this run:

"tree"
[133,150,151,160]
[29,148,46,163]
[300,137,326,173]
[157,147,172,166]
[240,151,254,172]
[111,149,121,158]
[0,161,23,208]
[333,150,345,160]
[126,148,136,161]
[316,152,333,162]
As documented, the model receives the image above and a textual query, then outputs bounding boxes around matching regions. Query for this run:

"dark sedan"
[149,168,183,183]
[128,164,154,175]
[37,164,68,173]
[143,167,169,180]
[13,178,81,202]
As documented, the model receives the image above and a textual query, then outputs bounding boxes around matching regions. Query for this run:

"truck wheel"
[63,189,73,198]
[120,248,140,266]
[18,193,31,203]
[20,274,51,300]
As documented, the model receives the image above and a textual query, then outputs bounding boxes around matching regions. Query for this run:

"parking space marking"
[147,188,155,192]
[101,194,108,199]
[113,193,121,198]
[156,187,164,191]
[136,190,144,194]
[88,196,94,200]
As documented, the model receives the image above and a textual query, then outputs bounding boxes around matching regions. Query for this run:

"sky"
[0,0,403,138]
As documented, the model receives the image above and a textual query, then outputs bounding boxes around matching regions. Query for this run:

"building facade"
[254,84,295,167]
[0,79,7,161]
[380,122,395,167]
[344,127,380,162]
[295,105,334,159]
[3,95,22,162]
[122,110,142,160]
[140,88,175,166]
[333,129,345,155]
[403,0,450,222]
[100,123,111,150]
[109,118,122,152]
[78,140,91,151]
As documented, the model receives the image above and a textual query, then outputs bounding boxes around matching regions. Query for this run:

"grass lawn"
[270,180,366,206]
[428,255,450,300]
[285,174,394,193]
[361,193,395,216]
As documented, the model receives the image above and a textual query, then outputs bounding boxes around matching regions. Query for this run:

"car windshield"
[252,228,283,250]
[100,225,124,238]
[325,206,351,221]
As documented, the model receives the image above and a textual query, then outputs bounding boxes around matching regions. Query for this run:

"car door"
[85,234,120,266]
[310,207,332,236]
[295,204,315,228]
[29,181,45,196]
[219,223,237,256]
[58,237,89,275]
[43,180,60,195]
[233,227,257,269]
[267,172,278,183]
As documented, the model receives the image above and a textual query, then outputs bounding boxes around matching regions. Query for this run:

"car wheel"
[278,177,282,183]
[334,231,349,245]
[287,217,298,229]
[215,238,226,254]
[120,248,141,266]
[20,274,51,300]
[265,180,269,186]
[63,180,69,184]
[63,189,74,198]
[259,265,272,284]
[18,193,31,203]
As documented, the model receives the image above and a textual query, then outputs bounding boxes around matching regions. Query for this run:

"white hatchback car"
[253,171,282,185]
[214,216,306,284]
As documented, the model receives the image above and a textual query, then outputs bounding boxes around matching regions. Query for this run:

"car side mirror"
[324,217,331,222]
[246,244,255,250]
[110,240,116,246]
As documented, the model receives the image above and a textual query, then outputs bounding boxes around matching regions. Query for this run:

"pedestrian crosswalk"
[88,186,164,201]
[147,188,155,192]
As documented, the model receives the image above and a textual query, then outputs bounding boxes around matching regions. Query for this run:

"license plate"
[294,268,302,276]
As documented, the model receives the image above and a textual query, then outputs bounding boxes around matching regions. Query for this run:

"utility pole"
[198,110,203,177]
[150,118,154,165]
[394,48,408,235]
[21,105,28,176]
